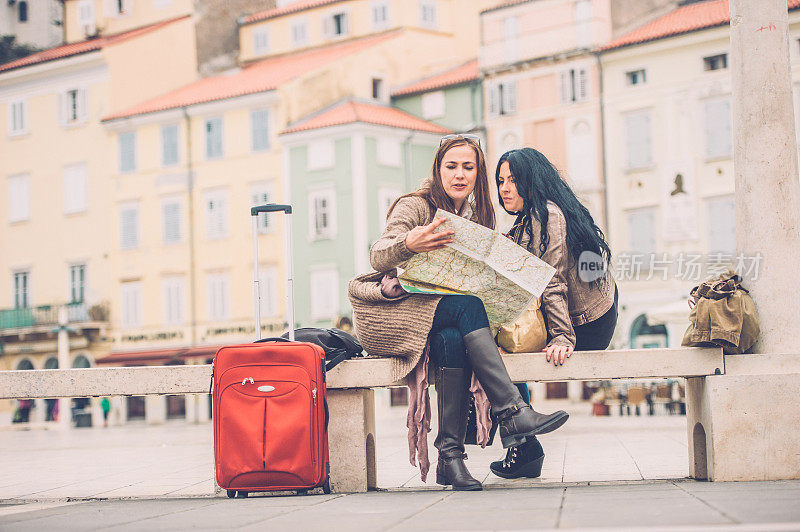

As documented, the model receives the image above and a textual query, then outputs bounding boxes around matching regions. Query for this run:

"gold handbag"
[497,298,547,353]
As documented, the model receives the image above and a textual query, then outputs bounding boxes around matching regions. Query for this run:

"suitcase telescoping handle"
[251,204,294,342]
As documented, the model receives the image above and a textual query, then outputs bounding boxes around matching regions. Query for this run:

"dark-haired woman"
[491,147,618,479]
[349,137,569,491]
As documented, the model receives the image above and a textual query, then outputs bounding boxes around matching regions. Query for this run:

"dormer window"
[703,53,727,71]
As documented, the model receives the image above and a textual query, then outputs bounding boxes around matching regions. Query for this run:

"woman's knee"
[458,295,489,331]
[430,327,468,368]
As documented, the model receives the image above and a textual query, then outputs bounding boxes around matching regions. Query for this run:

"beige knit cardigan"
[348,194,477,381]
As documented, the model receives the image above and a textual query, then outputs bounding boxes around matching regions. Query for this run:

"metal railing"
[0,302,107,330]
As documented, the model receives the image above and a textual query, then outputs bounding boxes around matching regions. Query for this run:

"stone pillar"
[730,0,800,353]
[145,395,167,425]
[113,396,126,426]
[198,393,211,423]
[185,394,198,423]
[327,389,376,493]
[57,307,71,430]
[567,381,583,403]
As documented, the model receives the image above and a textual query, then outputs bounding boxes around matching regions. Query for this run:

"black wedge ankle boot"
[434,367,482,491]
[490,436,545,479]
[463,327,569,448]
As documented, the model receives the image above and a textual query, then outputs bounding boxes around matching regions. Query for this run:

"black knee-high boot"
[434,367,482,491]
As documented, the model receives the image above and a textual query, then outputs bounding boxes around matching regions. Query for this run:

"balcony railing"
[0,302,107,330]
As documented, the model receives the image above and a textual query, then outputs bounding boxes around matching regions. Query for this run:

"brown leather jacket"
[510,202,615,348]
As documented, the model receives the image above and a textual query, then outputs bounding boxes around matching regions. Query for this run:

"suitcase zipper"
[312,388,317,406]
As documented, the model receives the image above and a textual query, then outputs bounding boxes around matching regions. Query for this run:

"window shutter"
[489,84,501,116]
[323,15,332,37]
[58,92,67,126]
[78,88,88,122]
[629,209,656,255]
[707,196,735,254]
[341,13,349,34]
[163,201,181,243]
[705,100,731,159]
[503,81,517,114]
[251,110,270,152]
[577,69,588,101]
[559,71,571,104]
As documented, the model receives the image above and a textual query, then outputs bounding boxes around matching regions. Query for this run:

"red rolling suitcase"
[213,203,331,498]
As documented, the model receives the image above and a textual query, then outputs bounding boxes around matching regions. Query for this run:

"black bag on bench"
[280,328,365,371]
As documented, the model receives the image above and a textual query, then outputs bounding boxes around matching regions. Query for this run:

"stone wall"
[194,0,275,75]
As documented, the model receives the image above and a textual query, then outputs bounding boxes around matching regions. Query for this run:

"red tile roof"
[0,15,190,74]
[481,0,532,15]
[102,31,402,121]
[604,0,800,51]
[391,60,479,97]
[281,98,452,134]
[242,0,345,24]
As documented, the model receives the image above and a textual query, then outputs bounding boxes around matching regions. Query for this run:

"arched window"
[16,358,34,370]
[18,1,28,23]
[45,357,59,369]
[72,354,91,368]
[629,313,668,349]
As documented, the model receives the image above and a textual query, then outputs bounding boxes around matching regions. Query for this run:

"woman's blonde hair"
[388,136,496,230]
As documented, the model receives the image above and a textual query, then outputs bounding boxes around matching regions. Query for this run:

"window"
[258,266,277,318]
[119,202,139,249]
[120,210,143,253]
[78,0,95,33]
[502,16,520,63]
[324,11,349,38]
[626,69,647,86]
[8,100,27,135]
[566,120,596,189]
[119,131,136,173]
[204,189,228,240]
[559,68,589,103]
[378,187,401,229]
[707,196,735,254]
[307,139,335,170]
[371,0,389,30]
[63,162,88,214]
[253,26,270,55]
[109,0,132,17]
[422,90,445,119]
[59,88,87,125]
[377,138,402,167]
[371,78,384,101]
[488,81,517,117]
[251,109,270,152]
[703,53,728,71]
[161,196,182,244]
[291,19,308,47]
[310,268,339,321]
[162,275,185,325]
[624,109,652,169]
[8,173,30,223]
[251,182,273,234]
[206,272,230,321]
[13,271,29,308]
[309,188,336,240]
[419,0,437,29]
[18,1,28,22]
[205,117,223,159]
[161,124,179,166]
[628,208,656,256]
[69,264,86,304]
[120,281,142,328]
[704,99,732,159]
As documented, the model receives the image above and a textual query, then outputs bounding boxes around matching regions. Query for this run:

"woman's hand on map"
[543,343,573,366]
[405,217,454,253]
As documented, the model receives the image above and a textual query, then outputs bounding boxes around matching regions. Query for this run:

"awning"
[95,345,220,366]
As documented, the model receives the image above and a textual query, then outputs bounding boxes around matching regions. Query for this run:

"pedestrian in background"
[101,397,111,427]
[492,147,618,479]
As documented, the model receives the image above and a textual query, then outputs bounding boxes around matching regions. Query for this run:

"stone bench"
[2,347,799,492]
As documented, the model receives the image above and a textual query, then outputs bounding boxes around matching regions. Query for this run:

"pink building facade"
[480,0,612,227]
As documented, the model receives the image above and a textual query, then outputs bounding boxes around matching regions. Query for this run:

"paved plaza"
[1,398,799,530]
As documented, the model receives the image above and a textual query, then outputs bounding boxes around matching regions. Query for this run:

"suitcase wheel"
[322,479,331,494]
[236,491,249,498]
[226,490,236,499]
[297,488,309,496]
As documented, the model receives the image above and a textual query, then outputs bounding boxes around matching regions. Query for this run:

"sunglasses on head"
[439,134,482,149]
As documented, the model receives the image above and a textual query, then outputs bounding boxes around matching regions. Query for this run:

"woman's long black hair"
[496,147,611,265]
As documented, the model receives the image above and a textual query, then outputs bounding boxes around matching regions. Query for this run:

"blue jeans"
[428,295,532,405]
[428,295,489,370]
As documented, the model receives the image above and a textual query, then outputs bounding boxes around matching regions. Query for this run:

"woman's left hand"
[543,344,574,366]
